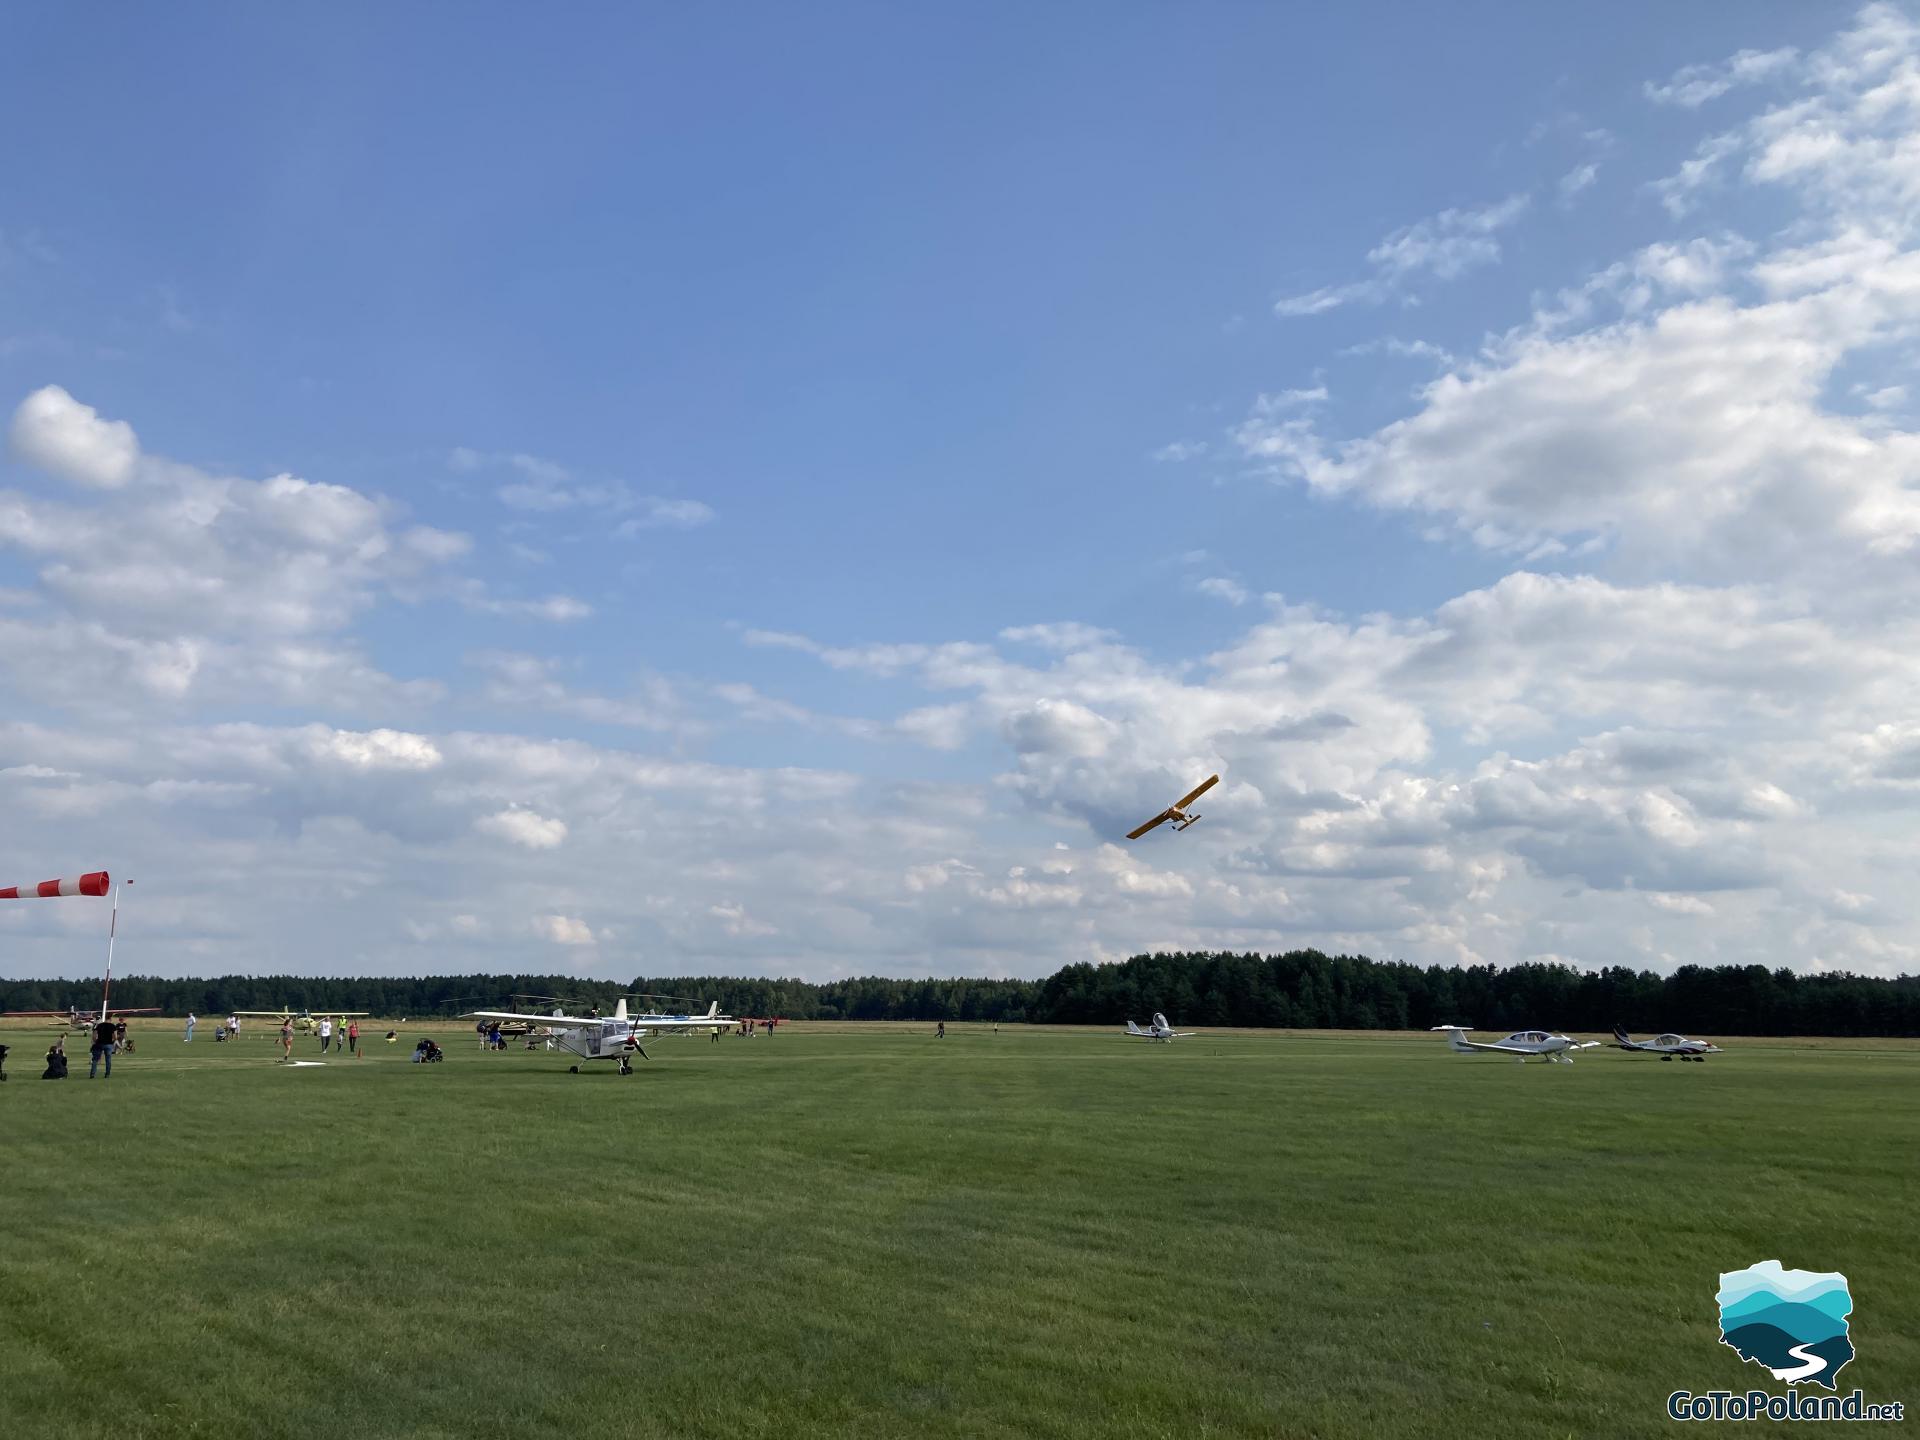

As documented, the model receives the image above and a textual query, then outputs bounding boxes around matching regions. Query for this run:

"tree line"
[3,951,1916,1035]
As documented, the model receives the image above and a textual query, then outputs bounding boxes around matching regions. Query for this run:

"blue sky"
[5,4,1918,981]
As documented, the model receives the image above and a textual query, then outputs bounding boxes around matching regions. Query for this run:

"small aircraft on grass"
[233,1008,369,1034]
[1431,1026,1603,1064]
[1124,1012,1195,1042]
[1611,1027,1722,1060]
[465,999,726,1074]
[1126,774,1219,839]
[2,1005,162,1034]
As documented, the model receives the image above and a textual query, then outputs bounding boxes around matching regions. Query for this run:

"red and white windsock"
[0,871,110,898]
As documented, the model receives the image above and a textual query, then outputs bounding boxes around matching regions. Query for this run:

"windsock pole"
[100,881,130,1022]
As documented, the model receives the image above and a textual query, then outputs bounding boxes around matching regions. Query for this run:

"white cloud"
[309,727,444,771]
[475,808,569,849]
[450,447,713,531]
[537,914,596,946]
[615,498,716,533]
[1558,162,1599,201]
[9,385,139,488]
[1197,577,1250,606]
[1275,195,1529,317]
[1645,46,1799,107]
[1152,439,1209,462]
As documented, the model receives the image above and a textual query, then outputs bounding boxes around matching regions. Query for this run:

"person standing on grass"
[318,1016,332,1053]
[936,1021,946,1039]
[280,1017,294,1062]
[185,1012,196,1042]
[89,1015,117,1078]
[348,1019,360,1057]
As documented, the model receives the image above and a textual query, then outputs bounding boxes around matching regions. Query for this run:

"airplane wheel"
[569,1065,579,1074]
[1662,1055,1673,1061]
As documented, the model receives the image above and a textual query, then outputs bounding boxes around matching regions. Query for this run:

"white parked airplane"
[1124,1012,1195,1042]
[1430,1026,1603,1064]
[465,999,726,1074]
[1611,1026,1722,1060]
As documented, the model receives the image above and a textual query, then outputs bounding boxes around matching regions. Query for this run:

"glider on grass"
[1126,774,1219,840]
[1123,1012,1195,1043]
[1430,1026,1604,1065]
[464,999,726,1075]
[1611,1026,1722,1061]
[233,1008,369,1034]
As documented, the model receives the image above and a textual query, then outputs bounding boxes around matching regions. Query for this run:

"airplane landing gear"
[569,1064,579,1074]
[617,1056,632,1075]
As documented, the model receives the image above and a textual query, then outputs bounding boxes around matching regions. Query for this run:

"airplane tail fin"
[705,1000,719,1020]
[1125,1020,1146,1036]
[1612,1024,1632,1044]
[1430,1025,1473,1053]
[615,998,628,1022]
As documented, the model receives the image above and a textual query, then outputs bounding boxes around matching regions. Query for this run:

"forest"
[4,951,1916,1035]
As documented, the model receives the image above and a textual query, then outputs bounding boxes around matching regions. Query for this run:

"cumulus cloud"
[475,808,569,849]
[537,914,596,946]
[9,385,139,488]
[0,392,480,710]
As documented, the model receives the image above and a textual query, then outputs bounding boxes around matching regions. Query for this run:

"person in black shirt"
[90,1017,118,1078]
[43,1038,68,1079]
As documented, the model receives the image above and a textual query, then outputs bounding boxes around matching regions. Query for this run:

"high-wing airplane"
[3,1003,162,1032]
[1124,1012,1195,1042]
[465,999,726,1074]
[1611,1026,1722,1060]
[233,1008,369,1034]
[1431,1026,1603,1064]
[1126,774,1219,839]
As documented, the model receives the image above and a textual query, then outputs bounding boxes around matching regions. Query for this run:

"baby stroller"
[411,1038,445,1064]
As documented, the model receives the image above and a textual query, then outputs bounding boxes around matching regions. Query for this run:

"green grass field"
[3,1022,1915,1438]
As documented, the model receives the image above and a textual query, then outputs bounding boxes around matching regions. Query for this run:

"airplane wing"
[1126,810,1172,840]
[468,1009,598,1028]
[1174,774,1220,810]
[1455,1039,1535,1054]
[233,1011,292,1018]
[632,1017,730,1033]
[1570,1041,1603,1050]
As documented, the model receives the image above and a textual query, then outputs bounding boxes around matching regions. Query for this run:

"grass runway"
[3,1022,1915,1438]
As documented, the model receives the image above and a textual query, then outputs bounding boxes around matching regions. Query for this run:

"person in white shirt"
[185,1012,197,1042]
[318,1016,332,1052]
